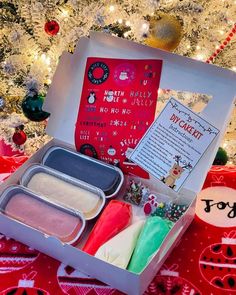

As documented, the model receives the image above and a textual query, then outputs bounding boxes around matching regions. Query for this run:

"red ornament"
[12,126,27,146]
[44,20,60,36]
[0,235,38,274]
[145,264,201,295]
[199,231,236,291]
[0,271,50,295]
[57,263,116,295]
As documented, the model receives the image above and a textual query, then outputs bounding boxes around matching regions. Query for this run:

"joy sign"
[196,187,236,227]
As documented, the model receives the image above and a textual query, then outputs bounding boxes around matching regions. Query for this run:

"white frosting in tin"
[27,172,102,219]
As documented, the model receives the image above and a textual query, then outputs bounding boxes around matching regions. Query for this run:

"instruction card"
[129,97,219,191]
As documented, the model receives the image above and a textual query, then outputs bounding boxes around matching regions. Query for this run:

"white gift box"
[0,32,235,295]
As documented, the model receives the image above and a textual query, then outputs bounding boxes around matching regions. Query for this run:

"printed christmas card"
[75,57,163,178]
[129,98,220,191]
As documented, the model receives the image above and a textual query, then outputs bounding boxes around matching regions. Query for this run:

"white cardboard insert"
[0,32,235,295]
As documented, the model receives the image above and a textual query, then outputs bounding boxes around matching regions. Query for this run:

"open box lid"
[44,32,236,195]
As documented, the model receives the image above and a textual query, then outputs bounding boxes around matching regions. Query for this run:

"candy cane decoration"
[206,23,236,63]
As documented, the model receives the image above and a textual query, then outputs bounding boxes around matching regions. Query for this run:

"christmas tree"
[0,0,235,162]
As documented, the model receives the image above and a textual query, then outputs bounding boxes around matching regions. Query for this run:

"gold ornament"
[146,14,182,51]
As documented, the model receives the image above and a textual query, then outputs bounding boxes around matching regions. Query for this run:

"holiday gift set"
[0,32,235,295]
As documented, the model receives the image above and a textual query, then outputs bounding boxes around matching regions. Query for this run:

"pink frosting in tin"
[5,193,82,243]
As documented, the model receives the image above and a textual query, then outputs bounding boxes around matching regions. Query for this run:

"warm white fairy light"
[61,9,69,17]
[141,22,149,34]
[109,5,115,12]
[158,89,163,95]
[231,66,236,72]
[123,32,129,37]
[45,57,50,65]
[142,23,149,30]
[125,20,131,26]
[41,53,46,60]
[196,54,205,60]
[187,45,191,49]
[196,45,201,50]
[219,30,224,35]
[40,54,51,65]
[118,19,123,24]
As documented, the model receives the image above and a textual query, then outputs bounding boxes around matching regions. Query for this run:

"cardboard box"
[0,33,235,295]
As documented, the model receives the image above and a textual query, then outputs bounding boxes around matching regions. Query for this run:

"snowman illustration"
[105,90,114,102]
[119,71,129,80]
[87,91,96,104]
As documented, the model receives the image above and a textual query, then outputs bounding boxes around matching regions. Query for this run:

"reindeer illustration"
[161,155,192,189]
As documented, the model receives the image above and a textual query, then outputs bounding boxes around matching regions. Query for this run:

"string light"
[61,9,69,17]
[118,19,123,24]
[142,23,148,30]
[125,20,131,26]
[124,32,129,37]
[109,5,115,12]
[41,53,46,60]
[187,45,191,49]
[196,45,201,50]
[40,54,51,65]
[219,30,224,35]
[141,22,149,34]
[196,54,205,61]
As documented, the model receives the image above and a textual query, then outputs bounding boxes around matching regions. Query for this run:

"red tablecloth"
[0,155,235,295]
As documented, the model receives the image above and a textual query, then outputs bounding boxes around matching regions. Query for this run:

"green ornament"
[213,147,228,165]
[22,93,50,122]
[128,216,173,273]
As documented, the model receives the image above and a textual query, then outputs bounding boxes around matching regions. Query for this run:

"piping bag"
[128,216,173,273]
[83,200,132,255]
[95,220,145,269]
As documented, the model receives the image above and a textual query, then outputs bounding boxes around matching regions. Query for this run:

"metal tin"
[0,185,86,245]
[42,146,124,198]
[20,164,106,220]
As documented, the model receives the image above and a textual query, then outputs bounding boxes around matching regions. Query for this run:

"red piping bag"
[83,200,132,255]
